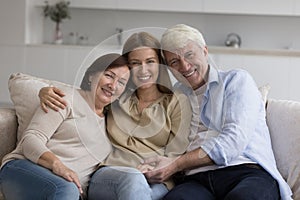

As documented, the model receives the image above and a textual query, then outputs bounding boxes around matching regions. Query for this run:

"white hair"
[161,24,206,52]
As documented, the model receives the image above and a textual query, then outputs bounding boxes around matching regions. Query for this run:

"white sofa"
[1,74,300,199]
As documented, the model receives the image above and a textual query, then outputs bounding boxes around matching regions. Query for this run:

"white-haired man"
[141,24,292,200]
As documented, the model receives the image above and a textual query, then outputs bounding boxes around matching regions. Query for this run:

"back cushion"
[8,73,72,141]
[266,99,300,199]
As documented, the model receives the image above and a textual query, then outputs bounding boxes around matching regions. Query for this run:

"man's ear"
[203,46,208,56]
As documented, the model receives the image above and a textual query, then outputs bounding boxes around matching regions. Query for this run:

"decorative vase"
[54,22,63,44]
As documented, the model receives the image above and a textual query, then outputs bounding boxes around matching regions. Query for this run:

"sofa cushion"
[8,73,71,142]
[258,84,270,107]
[266,99,300,200]
[0,108,17,165]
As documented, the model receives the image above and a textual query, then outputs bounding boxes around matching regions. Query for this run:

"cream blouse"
[103,90,192,188]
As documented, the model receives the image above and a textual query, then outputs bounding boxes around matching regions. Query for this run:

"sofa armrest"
[0,108,17,165]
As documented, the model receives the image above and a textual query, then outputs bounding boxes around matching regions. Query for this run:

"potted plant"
[43,0,71,44]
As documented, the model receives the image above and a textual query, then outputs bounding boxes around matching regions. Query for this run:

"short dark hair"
[80,53,129,91]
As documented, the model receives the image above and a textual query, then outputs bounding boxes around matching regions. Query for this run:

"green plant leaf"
[43,0,71,23]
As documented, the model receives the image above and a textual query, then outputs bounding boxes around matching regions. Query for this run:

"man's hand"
[39,87,67,113]
[138,155,179,183]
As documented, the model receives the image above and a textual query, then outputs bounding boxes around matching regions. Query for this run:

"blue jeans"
[88,166,168,200]
[163,164,280,200]
[0,159,80,200]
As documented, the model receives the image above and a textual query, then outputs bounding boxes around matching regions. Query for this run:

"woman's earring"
[88,81,91,85]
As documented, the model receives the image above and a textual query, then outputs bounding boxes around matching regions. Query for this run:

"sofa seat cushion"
[266,99,300,200]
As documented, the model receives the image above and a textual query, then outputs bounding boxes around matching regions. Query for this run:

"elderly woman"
[0,53,130,200]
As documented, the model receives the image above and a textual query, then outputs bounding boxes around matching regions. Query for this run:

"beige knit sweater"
[1,86,112,195]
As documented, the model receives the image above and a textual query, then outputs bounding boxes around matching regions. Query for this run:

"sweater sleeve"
[19,105,69,163]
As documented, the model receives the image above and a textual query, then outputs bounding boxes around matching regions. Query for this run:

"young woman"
[38,32,192,200]
[0,53,130,200]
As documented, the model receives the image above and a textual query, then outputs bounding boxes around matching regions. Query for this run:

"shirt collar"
[206,65,219,86]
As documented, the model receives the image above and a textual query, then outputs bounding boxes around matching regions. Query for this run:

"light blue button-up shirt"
[175,66,292,200]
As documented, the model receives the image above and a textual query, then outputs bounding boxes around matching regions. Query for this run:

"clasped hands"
[137,155,179,183]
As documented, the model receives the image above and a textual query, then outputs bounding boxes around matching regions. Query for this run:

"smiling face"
[90,65,130,106]
[164,41,209,90]
[128,47,160,90]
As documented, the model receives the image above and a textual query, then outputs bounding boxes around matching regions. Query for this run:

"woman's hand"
[39,87,67,113]
[138,155,178,183]
[52,160,83,194]
[38,151,83,194]
[137,163,155,173]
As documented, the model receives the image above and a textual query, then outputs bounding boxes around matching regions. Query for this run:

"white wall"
[0,1,26,45]
[1,1,300,105]
[210,53,300,102]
